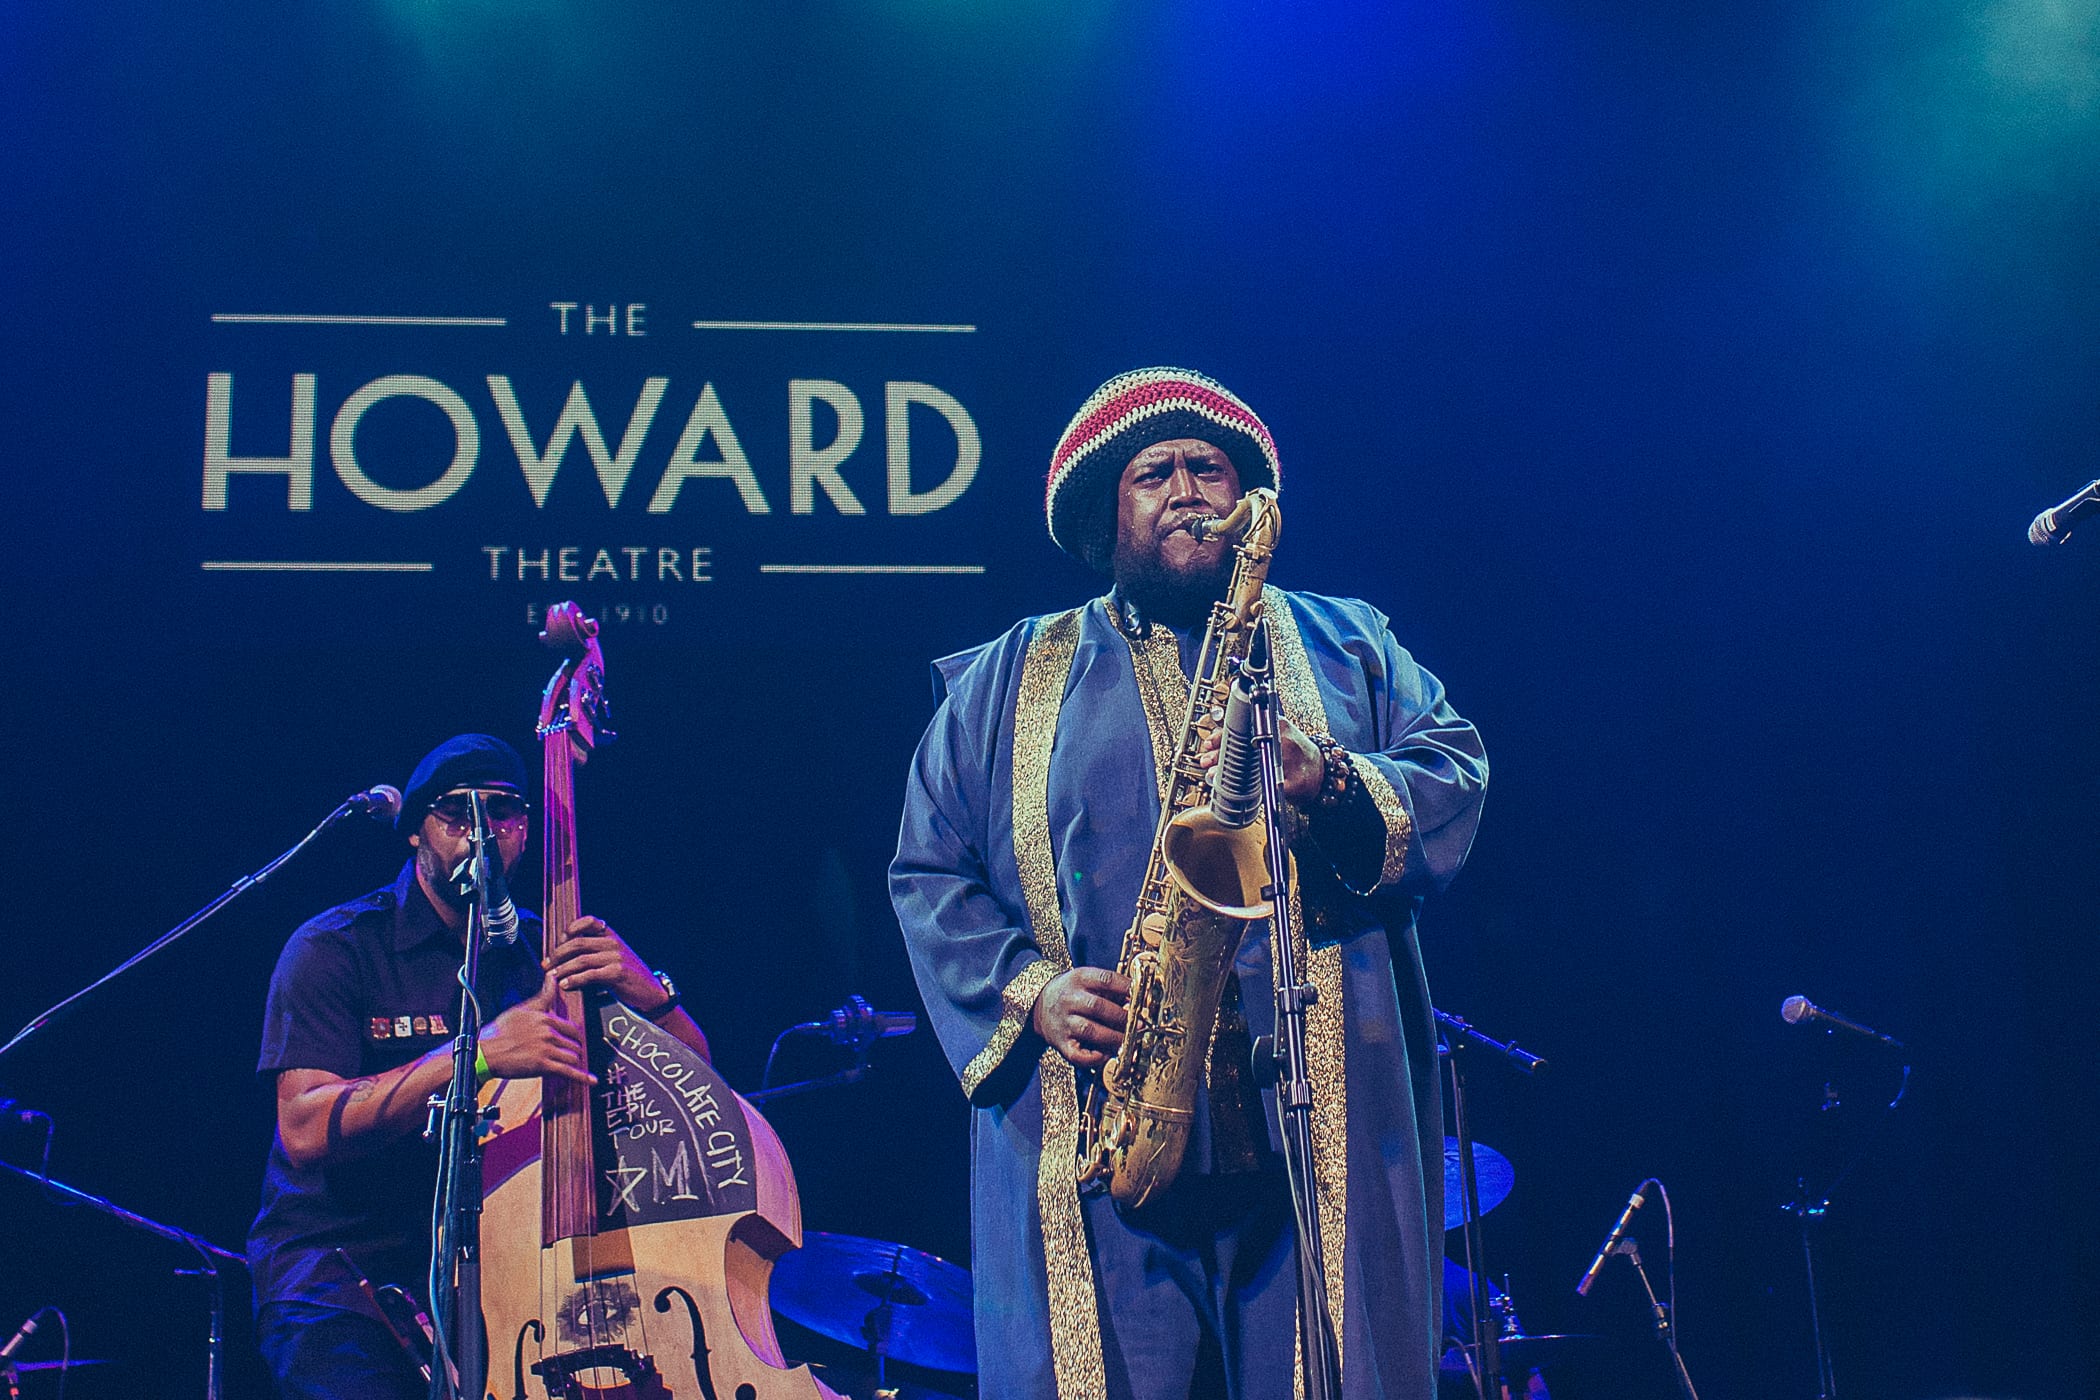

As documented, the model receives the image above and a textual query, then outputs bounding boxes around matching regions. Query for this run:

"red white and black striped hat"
[1046,367,1281,570]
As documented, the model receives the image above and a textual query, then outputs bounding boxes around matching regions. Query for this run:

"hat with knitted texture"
[1046,367,1281,570]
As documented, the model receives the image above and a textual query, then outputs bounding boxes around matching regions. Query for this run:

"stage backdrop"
[5,1,2098,1396]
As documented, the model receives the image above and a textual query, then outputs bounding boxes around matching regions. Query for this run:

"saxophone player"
[891,368,1489,1400]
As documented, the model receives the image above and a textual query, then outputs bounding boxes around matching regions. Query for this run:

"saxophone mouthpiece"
[1187,495,1256,544]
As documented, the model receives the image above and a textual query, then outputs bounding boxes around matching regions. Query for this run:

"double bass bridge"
[514,1285,744,1400]
[527,1341,671,1400]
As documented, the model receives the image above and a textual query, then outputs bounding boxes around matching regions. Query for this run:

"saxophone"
[1077,486,1282,1209]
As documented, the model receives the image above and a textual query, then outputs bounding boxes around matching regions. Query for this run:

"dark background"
[5,1,2098,1396]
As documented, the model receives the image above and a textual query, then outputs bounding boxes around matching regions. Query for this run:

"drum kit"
[770,1233,976,1398]
[765,1142,1597,1400]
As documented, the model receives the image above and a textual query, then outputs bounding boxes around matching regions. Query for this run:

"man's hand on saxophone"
[1031,966,1131,1069]
[1195,710,1326,803]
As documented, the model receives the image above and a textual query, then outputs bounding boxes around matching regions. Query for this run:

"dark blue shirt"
[247,860,542,1314]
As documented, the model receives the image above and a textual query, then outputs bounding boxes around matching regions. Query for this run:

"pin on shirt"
[368,1012,451,1041]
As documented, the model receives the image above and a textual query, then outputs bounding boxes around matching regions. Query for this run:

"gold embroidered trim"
[1263,587,1326,768]
[1348,754,1413,892]
[1305,934,1347,1361]
[1034,1043,1103,1400]
[960,958,1059,1099]
[1129,620,1190,803]
[1011,607,1107,1400]
[1263,587,1350,1370]
[1293,1302,1304,1400]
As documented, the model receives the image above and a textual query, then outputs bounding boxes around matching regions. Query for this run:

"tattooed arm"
[274,973,593,1169]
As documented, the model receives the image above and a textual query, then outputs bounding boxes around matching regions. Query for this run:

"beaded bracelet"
[1310,734,1355,811]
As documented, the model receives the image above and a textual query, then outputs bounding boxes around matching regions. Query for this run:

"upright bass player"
[891,368,1489,1400]
[248,733,707,1400]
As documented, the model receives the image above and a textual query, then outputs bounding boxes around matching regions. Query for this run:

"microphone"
[1575,1185,1647,1297]
[0,1308,46,1361]
[481,870,520,946]
[468,791,521,946]
[343,784,404,822]
[2028,479,2100,546]
[1781,995,1906,1050]
[793,995,916,1046]
[1210,657,1265,829]
[450,850,520,949]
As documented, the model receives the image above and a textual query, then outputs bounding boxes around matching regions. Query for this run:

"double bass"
[478,602,836,1400]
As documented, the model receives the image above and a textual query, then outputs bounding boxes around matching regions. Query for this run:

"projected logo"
[197,302,988,630]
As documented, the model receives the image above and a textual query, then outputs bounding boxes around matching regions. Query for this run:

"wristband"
[1310,734,1356,810]
[474,1046,491,1085]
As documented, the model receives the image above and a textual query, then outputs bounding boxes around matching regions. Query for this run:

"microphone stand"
[1784,1058,1910,1400]
[0,795,374,1063]
[1246,642,1343,1400]
[425,794,502,1400]
[860,1248,908,1398]
[1616,1235,1700,1400]
[748,998,909,1106]
[746,1059,873,1107]
[1434,1010,1546,1400]
[0,1157,245,1400]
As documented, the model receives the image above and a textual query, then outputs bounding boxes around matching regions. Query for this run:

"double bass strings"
[537,708,662,1391]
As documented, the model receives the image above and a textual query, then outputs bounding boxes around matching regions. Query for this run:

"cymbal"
[1440,1334,1601,1376]
[771,1232,975,1375]
[1443,1138,1514,1228]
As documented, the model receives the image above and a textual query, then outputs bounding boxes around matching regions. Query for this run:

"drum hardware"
[0,1155,243,1400]
[1438,1334,1599,1397]
[1436,1008,1547,1400]
[1442,1139,1515,1229]
[1442,1263,1602,1399]
[768,1233,975,1378]
[858,1246,909,1397]
[1487,1274,1524,1339]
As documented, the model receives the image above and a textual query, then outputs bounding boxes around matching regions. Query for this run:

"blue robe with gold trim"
[890,590,1487,1400]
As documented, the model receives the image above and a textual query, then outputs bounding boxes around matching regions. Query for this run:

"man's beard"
[1111,536,1234,630]
[416,842,471,914]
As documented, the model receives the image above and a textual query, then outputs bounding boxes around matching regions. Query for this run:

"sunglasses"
[427,791,532,836]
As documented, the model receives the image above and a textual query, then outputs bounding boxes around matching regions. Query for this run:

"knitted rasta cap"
[1046,367,1281,571]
